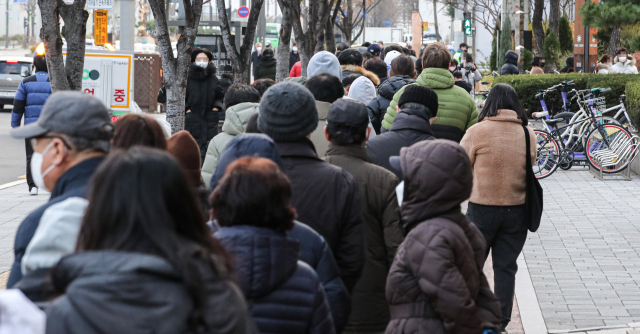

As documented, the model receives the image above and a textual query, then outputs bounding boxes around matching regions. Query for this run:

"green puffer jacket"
[201,102,259,188]
[381,68,479,142]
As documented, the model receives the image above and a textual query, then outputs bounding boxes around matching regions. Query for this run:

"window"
[0,62,30,74]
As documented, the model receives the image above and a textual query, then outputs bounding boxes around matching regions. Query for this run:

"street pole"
[120,0,135,51]
[5,0,9,49]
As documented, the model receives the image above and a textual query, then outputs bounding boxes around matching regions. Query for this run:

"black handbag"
[523,125,543,232]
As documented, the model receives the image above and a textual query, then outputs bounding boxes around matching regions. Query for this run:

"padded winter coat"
[382,67,479,142]
[46,250,256,334]
[367,75,415,134]
[341,65,381,86]
[385,140,501,334]
[325,144,404,332]
[215,226,335,334]
[201,102,259,187]
[11,72,51,127]
[276,139,365,293]
[610,56,638,74]
[255,56,277,80]
[500,50,520,75]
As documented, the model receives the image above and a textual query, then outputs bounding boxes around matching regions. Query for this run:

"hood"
[188,62,216,80]
[52,251,201,333]
[399,140,472,228]
[222,102,259,136]
[215,226,300,298]
[416,67,455,89]
[614,55,637,65]
[505,50,519,65]
[341,65,381,86]
[260,56,277,67]
[378,75,415,100]
[210,133,284,190]
[597,63,610,70]
[308,51,342,79]
[348,76,377,104]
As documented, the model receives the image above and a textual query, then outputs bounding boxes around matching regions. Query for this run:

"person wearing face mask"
[252,42,263,76]
[530,56,545,74]
[610,47,638,74]
[6,91,113,290]
[289,42,300,71]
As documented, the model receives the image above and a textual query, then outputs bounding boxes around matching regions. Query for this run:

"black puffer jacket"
[255,55,277,80]
[500,50,520,75]
[367,75,415,134]
[185,63,224,161]
[276,139,365,293]
[46,251,256,334]
[216,225,335,334]
[385,140,501,334]
[365,107,436,178]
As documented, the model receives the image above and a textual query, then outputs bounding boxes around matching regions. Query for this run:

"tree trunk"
[532,0,545,55]
[276,7,293,82]
[548,0,560,38]
[433,0,440,42]
[148,0,202,133]
[325,16,336,53]
[59,1,89,91]
[38,0,68,92]
[610,25,621,56]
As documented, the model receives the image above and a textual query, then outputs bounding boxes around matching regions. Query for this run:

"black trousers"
[25,139,35,190]
[467,202,528,330]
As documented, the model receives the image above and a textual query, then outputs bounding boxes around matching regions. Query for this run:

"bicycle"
[600,94,637,133]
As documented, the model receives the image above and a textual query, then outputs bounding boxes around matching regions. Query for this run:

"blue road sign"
[238,6,250,18]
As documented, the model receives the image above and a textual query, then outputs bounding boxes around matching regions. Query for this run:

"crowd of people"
[7,40,544,334]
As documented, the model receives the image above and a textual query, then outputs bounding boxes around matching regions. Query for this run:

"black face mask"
[540,63,545,67]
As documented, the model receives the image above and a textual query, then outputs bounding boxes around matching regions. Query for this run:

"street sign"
[87,0,112,9]
[94,10,108,46]
[422,22,429,31]
[13,0,28,4]
[238,6,250,18]
[383,19,391,26]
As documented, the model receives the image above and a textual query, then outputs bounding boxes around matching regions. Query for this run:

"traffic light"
[24,17,28,28]
[463,13,472,36]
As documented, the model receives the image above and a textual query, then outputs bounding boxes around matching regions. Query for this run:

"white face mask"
[619,56,627,62]
[449,66,455,71]
[256,47,262,52]
[195,61,208,68]
[30,141,58,192]
[395,181,404,207]
[292,47,298,52]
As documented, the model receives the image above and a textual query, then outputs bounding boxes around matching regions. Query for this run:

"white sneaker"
[30,187,38,196]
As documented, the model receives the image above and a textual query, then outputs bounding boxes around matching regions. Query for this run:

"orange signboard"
[94,10,108,46]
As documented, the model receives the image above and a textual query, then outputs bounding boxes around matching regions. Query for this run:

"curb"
[516,252,549,334]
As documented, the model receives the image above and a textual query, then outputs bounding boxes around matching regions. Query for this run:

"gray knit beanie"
[257,82,318,142]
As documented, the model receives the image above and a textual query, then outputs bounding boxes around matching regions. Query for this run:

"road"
[0,106,28,187]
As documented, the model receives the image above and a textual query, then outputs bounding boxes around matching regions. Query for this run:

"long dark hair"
[111,114,167,150]
[479,83,528,125]
[77,147,231,331]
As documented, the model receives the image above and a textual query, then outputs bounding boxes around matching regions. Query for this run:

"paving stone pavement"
[526,168,640,332]
[0,182,48,275]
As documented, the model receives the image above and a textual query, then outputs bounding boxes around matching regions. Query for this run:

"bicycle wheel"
[534,130,560,179]
[585,124,635,173]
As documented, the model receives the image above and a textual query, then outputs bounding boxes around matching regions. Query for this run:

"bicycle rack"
[589,135,640,181]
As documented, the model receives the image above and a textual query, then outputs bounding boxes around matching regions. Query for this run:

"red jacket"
[289,61,302,77]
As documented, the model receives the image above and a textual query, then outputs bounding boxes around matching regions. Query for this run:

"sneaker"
[30,187,38,196]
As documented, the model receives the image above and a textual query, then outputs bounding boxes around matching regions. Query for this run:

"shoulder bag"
[523,125,543,232]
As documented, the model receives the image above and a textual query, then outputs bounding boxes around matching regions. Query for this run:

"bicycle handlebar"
[601,88,612,93]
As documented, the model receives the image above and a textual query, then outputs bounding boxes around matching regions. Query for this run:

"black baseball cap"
[327,98,369,134]
[11,91,114,140]
[368,44,382,56]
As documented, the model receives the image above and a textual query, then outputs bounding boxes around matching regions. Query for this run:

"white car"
[0,57,33,110]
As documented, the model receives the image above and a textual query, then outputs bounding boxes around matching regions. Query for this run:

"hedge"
[625,81,640,131]
[494,73,640,116]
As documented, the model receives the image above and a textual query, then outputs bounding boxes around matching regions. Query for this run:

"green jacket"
[201,102,259,187]
[381,67,478,142]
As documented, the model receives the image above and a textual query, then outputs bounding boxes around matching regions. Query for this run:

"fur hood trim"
[341,65,381,86]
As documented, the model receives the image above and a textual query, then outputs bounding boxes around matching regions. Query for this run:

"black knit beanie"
[398,85,439,116]
[257,81,318,142]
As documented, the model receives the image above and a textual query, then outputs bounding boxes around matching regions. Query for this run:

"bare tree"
[37,0,88,91]
[325,0,343,53]
[277,0,330,76]
[532,0,545,55]
[335,0,383,44]
[148,0,203,133]
[444,0,500,37]
[275,4,293,82]
[215,0,264,84]
[548,0,560,37]
[369,0,398,27]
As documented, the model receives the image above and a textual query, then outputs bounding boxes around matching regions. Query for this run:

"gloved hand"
[483,329,498,334]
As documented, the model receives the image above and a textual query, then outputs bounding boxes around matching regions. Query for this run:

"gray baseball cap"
[11,91,114,140]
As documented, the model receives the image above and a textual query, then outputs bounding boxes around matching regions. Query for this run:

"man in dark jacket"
[251,42,263,75]
[257,82,365,293]
[7,91,113,288]
[324,99,404,333]
[11,53,52,195]
[366,85,437,178]
[254,48,277,80]
[453,70,473,93]
[289,43,300,70]
[209,133,352,332]
[500,50,520,75]
[560,56,574,73]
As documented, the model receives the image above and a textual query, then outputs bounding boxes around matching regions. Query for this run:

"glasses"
[30,135,72,150]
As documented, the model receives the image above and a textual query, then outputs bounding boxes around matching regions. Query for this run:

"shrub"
[626,81,640,130]
[490,37,497,71]
[559,16,574,54]
[494,73,640,115]
[498,15,513,67]
[544,31,561,68]
[523,49,533,71]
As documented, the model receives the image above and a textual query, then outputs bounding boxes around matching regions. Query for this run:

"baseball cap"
[368,44,382,56]
[327,98,369,138]
[11,91,114,141]
[384,51,402,67]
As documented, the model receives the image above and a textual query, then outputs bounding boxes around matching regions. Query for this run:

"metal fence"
[134,53,162,112]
